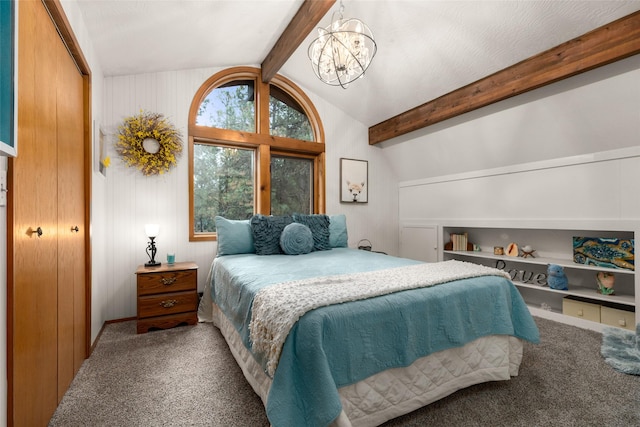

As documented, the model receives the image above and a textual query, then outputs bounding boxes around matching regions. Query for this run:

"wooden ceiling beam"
[369,10,640,145]
[261,0,336,83]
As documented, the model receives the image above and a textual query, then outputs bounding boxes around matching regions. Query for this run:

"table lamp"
[144,224,160,267]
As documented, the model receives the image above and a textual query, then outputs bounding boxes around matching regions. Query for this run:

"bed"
[198,215,539,427]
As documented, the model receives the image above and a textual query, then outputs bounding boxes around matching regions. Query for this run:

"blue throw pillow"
[215,216,255,256]
[329,214,348,248]
[250,214,293,255]
[292,213,331,251]
[280,223,314,255]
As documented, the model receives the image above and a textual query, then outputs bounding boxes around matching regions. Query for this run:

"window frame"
[188,67,325,241]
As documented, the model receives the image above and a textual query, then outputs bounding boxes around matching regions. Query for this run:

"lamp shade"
[144,224,160,238]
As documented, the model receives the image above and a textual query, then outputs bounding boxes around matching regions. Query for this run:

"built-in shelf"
[443,250,634,275]
[441,224,637,330]
[444,249,635,307]
[514,280,635,306]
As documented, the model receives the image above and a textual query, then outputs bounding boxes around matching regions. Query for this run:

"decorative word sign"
[495,260,547,285]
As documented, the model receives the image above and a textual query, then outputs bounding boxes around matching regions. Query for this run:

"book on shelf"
[452,233,468,251]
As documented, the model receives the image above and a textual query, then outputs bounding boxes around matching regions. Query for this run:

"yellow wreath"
[116,111,183,176]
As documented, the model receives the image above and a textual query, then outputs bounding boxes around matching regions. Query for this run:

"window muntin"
[193,144,254,233]
[188,67,325,241]
[196,80,255,132]
[270,155,313,215]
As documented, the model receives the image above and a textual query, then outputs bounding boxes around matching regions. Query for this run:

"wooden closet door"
[12,1,59,424]
[10,0,87,425]
[56,23,86,399]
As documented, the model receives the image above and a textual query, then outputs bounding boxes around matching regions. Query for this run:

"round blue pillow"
[280,223,314,255]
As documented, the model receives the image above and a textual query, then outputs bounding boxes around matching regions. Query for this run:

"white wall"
[310,78,401,255]
[384,55,640,222]
[389,54,640,241]
[399,149,640,222]
[383,54,640,183]
[101,69,399,321]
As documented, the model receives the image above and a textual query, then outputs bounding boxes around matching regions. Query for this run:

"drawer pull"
[161,277,177,286]
[160,299,179,308]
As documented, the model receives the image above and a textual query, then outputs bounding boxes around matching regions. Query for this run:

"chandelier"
[308,0,377,89]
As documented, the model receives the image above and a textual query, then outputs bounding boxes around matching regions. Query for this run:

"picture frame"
[94,121,107,176]
[340,158,368,203]
[0,0,17,157]
[573,236,634,271]
[98,128,107,176]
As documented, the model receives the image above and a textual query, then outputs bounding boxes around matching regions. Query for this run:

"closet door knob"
[28,227,43,237]
[71,226,79,232]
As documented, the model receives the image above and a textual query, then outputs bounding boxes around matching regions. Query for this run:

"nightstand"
[135,261,199,333]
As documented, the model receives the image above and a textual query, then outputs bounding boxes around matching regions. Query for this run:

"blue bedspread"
[210,248,540,427]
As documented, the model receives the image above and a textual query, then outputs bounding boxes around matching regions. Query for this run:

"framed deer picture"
[340,158,368,203]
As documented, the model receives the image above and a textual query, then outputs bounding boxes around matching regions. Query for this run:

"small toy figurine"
[547,264,568,290]
[596,271,615,295]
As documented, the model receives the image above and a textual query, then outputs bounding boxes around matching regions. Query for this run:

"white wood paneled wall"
[102,67,400,321]
[399,147,640,222]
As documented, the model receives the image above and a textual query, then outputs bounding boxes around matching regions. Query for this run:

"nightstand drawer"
[601,306,635,331]
[138,291,199,319]
[137,269,196,296]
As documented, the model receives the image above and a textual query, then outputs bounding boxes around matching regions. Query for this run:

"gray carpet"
[49,317,640,427]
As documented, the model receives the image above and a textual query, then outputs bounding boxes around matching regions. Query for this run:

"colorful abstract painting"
[0,0,16,155]
[573,237,634,271]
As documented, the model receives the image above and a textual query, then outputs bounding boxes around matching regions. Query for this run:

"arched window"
[188,67,325,241]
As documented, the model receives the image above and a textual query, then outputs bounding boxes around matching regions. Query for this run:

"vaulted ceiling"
[76,0,640,142]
